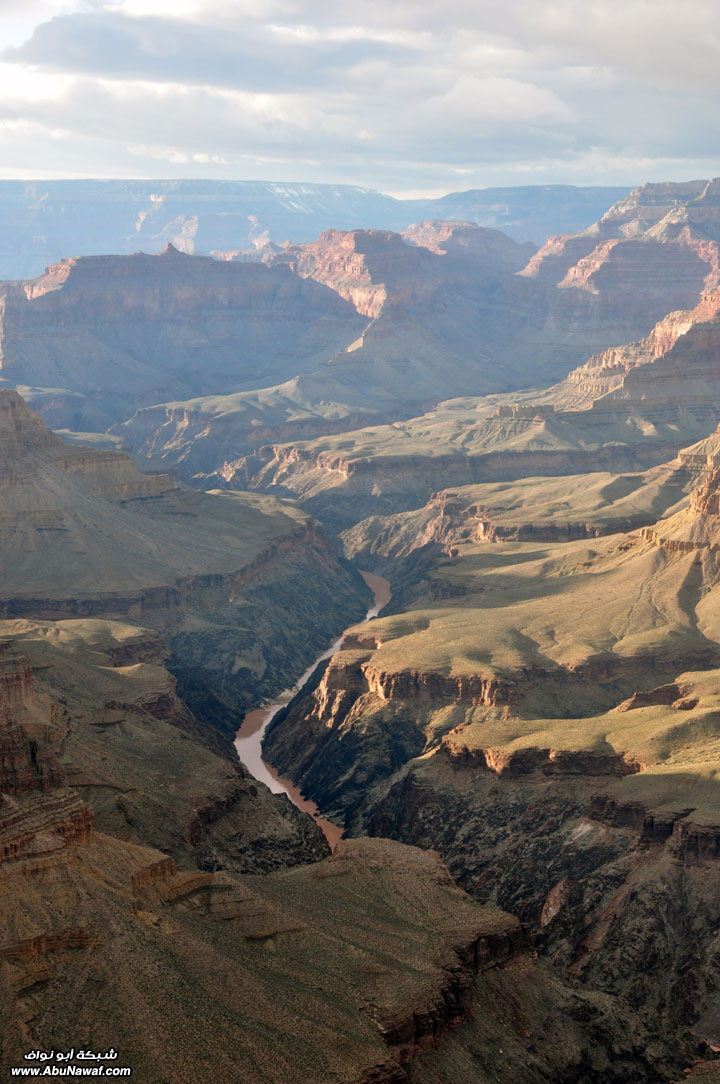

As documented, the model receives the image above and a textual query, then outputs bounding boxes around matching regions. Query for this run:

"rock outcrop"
[642,460,720,554]
[553,287,720,431]
[521,179,720,289]
[0,790,571,1084]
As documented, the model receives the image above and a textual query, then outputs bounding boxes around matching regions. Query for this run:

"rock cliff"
[0,245,365,430]
[0,390,371,747]
[521,179,720,288]
[258,460,720,1074]
[117,216,716,481]
[0,755,589,1084]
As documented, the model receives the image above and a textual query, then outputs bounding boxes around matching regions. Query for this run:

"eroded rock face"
[642,463,720,554]
[257,462,720,1075]
[521,179,720,288]
[263,223,534,318]
[116,210,720,482]
[0,390,372,750]
[0,797,572,1084]
[0,619,331,875]
[0,641,94,872]
[0,246,366,430]
[357,751,720,1055]
[554,287,720,427]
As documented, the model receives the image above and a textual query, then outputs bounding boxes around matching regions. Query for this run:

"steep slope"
[3,645,680,1084]
[229,272,720,532]
[553,287,720,411]
[0,649,705,1084]
[0,675,529,1084]
[120,219,715,479]
[521,179,720,288]
[0,245,365,431]
[0,621,329,874]
[258,222,534,316]
[410,184,631,245]
[0,389,370,747]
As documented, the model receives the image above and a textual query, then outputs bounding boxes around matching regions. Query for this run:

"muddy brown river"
[234,571,391,850]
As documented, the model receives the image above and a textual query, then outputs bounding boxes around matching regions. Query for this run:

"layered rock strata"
[117,216,718,480]
[0,245,366,430]
[0,390,371,747]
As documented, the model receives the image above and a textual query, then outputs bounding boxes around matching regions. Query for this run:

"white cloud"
[427,75,573,125]
[0,0,718,189]
[107,0,292,20]
[0,60,74,100]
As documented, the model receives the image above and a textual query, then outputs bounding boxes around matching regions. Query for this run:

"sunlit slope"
[341,463,694,567]
[263,458,720,826]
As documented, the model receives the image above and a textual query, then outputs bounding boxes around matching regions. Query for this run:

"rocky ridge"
[117,212,720,480]
[228,263,720,531]
[0,245,365,431]
[0,179,631,280]
[521,179,720,289]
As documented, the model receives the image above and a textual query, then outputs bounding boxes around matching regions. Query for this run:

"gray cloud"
[0,0,718,191]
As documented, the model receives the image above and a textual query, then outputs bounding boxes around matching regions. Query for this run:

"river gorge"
[234,570,392,847]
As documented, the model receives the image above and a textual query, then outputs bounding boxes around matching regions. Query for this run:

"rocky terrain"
[0,245,366,432]
[3,185,718,482]
[7,177,720,1081]
[259,448,720,1079]
[3,635,683,1083]
[120,215,720,478]
[226,252,720,531]
[340,463,694,570]
[521,179,720,288]
[0,672,531,1084]
[110,179,720,489]
[0,388,377,882]
[0,389,372,741]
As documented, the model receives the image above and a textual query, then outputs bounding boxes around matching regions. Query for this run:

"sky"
[0,0,719,195]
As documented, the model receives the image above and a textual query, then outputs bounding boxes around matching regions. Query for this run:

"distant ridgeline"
[0,179,630,279]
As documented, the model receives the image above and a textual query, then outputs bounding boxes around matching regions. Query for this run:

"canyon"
[6,178,720,1081]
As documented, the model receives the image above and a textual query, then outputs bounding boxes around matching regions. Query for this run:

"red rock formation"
[401,220,534,270]
[522,179,716,287]
[444,742,642,779]
[266,228,428,317]
[553,285,720,425]
[0,794,94,865]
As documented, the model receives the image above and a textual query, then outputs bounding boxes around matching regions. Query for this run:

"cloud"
[0,0,718,189]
